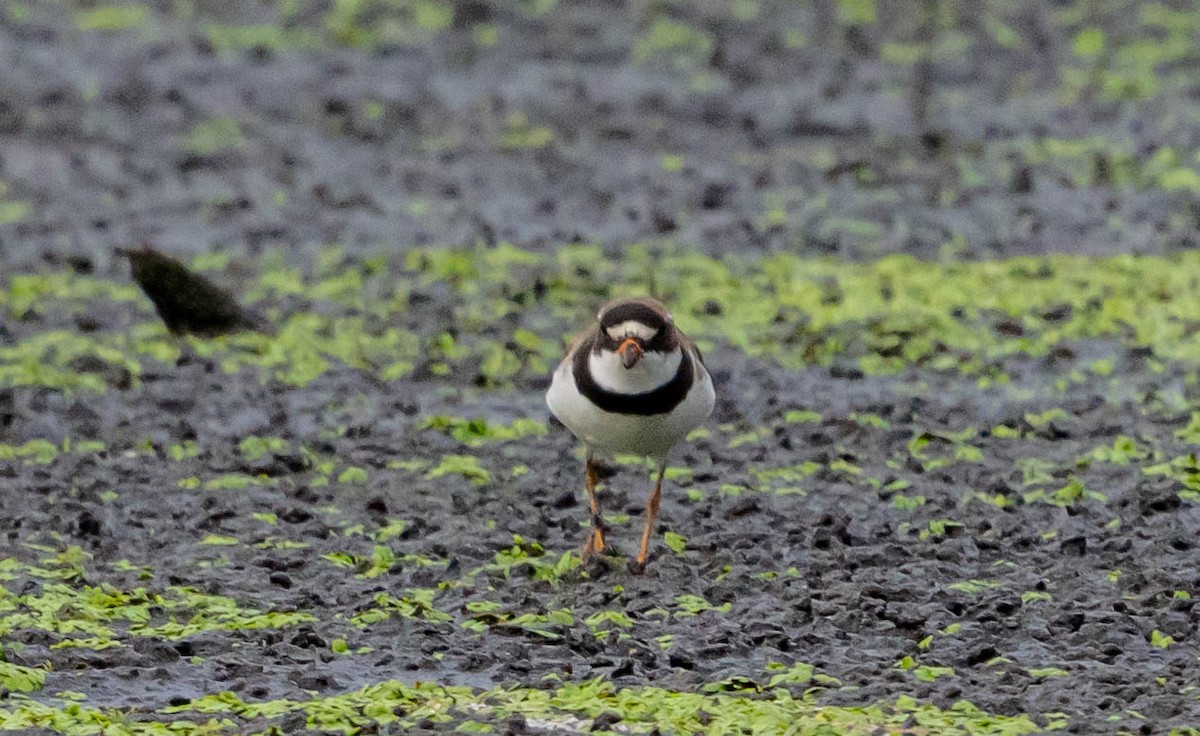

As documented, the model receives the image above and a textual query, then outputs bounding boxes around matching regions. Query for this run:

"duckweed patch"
[426,454,491,485]
[0,578,315,651]
[419,415,548,446]
[0,438,103,465]
[0,677,1052,734]
[19,247,1200,394]
[0,550,316,659]
[0,660,46,693]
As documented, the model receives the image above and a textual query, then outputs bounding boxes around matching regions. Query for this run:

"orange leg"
[630,465,666,574]
[582,453,606,556]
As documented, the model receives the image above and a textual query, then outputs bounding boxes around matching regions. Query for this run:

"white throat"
[588,348,682,394]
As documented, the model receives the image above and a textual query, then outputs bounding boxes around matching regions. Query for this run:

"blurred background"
[3,0,1200,266]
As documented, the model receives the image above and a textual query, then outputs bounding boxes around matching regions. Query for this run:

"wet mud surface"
[4,0,1200,266]
[2,0,1200,733]
[3,250,1199,733]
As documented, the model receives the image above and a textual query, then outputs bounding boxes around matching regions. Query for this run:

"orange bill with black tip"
[618,337,642,369]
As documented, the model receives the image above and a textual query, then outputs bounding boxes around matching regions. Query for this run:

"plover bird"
[546,297,715,573]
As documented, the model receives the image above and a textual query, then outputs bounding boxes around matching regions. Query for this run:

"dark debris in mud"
[117,245,266,336]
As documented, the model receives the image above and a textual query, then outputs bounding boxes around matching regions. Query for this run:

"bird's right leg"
[582,452,607,556]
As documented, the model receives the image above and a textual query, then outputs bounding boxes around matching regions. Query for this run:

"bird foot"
[582,529,607,558]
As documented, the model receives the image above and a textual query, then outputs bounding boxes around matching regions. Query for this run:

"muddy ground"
[2,0,1200,734]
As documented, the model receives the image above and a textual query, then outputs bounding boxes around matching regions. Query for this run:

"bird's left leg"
[630,463,666,574]
[582,451,607,556]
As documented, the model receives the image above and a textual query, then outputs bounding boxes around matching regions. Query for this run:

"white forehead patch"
[605,320,657,341]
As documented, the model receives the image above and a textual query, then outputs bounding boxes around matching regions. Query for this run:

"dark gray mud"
[4,282,1199,731]
[3,1,1200,269]
[2,1,1200,734]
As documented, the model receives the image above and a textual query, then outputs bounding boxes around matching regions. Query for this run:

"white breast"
[546,346,715,462]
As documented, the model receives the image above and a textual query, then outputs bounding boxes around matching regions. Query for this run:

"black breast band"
[573,337,694,416]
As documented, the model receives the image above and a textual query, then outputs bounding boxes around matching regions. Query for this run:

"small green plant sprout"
[766,661,814,686]
[168,440,200,461]
[420,415,547,446]
[350,589,452,627]
[920,519,964,540]
[897,656,955,681]
[239,435,288,461]
[584,610,635,641]
[0,656,47,693]
[203,473,265,491]
[1024,408,1069,428]
[1021,590,1053,604]
[337,466,369,484]
[1088,435,1144,465]
[914,665,956,682]
[663,531,687,556]
[426,454,491,485]
[850,411,890,429]
[783,409,822,424]
[947,579,1000,595]
[764,661,842,689]
[1175,412,1200,444]
[672,594,732,618]
[1022,476,1106,507]
[476,535,580,584]
[200,534,239,546]
[892,494,926,510]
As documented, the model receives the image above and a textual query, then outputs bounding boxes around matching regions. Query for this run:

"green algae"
[0,553,315,659]
[0,676,1050,735]
[181,118,244,156]
[321,545,446,580]
[426,453,491,485]
[173,0,458,53]
[498,111,555,150]
[420,415,547,446]
[349,589,452,627]
[0,659,46,693]
[0,439,87,465]
[0,200,32,225]
[202,473,267,491]
[238,435,288,462]
[74,3,150,32]
[2,272,141,315]
[0,329,141,393]
[19,244,1200,397]
[0,534,1089,733]
[632,16,714,67]
[469,535,580,584]
[0,579,315,645]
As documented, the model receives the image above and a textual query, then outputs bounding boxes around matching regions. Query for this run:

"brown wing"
[563,322,598,359]
[677,328,707,368]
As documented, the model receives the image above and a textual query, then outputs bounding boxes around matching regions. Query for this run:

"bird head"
[596,297,677,371]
